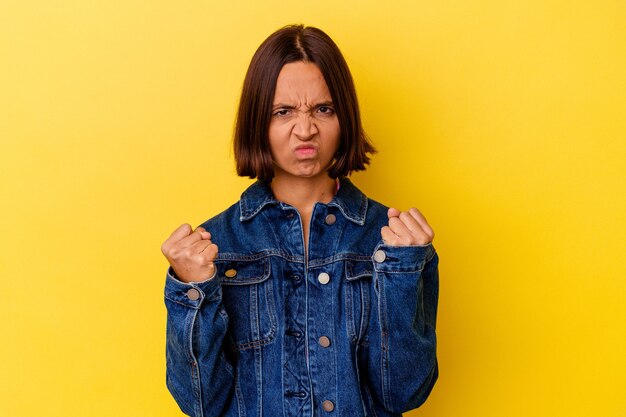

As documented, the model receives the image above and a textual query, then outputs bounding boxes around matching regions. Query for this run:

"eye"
[273,109,291,117]
[317,106,335,115]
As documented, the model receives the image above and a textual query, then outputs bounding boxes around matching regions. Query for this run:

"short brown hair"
[234,24,376,181]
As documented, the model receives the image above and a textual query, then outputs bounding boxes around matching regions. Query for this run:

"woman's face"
[268,61,340,181]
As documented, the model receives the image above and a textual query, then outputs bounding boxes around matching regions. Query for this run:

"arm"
[367,243,439,414]
[161,224,235,416]
[364,207,439,414]
[164,267,236,417]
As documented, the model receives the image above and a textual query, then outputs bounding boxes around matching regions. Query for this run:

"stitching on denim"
[234,365,246,417]
[264,273,277,340]
[373,267,425,275]
[345,259,374,281]
[164,295,201,310]
[359,278,370,346]
[215,250,305,264]
[186,309,204,417]
[377,272,392,411]
[230,332,276,351]
[217,257,271,286]
[308,253,372,268]
[239,196,277,221]
[345,278,356,343]
[363,383,380,417]
[214,251,378,268]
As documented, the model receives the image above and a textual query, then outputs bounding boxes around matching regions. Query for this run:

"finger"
[169,223,193,241]
[398,210,425,235]
[388,216,412,240]
[191,237,214,251]
[408,208,435,240]
[162,223,193,254]
[381,226,400,245]
[388,207,401,218]
[178,227,208,248]
[200,243,219,262]
[195,226,212,241]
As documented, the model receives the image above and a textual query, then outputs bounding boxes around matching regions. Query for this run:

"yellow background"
[1,0,624,416]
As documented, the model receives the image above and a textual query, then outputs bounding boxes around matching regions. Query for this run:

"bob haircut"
[234,24,376,181]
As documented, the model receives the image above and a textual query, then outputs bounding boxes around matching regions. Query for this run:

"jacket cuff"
[372,243,436,273]
[164,267,221,309]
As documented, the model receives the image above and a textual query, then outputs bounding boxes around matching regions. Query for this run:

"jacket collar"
[239,177,368,225]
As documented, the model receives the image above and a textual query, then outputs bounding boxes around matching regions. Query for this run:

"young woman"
[161,24,439,417]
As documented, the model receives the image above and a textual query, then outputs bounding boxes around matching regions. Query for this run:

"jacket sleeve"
[366,243,439,414]
[164,267,236,417]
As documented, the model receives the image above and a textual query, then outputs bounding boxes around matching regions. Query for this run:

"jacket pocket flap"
[345,259,373,281]
[216,258,270,285]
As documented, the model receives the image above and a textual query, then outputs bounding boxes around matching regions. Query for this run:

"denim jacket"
[164,177,439,417]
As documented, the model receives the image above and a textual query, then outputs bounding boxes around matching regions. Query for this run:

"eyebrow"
[272,101,334,110]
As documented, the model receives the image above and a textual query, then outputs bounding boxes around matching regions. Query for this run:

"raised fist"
[381,207,435,246]
[161,223,219,283]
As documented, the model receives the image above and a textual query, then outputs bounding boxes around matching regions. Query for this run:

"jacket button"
[374,249,386,263]
[225,269,237,278]
[324,214,336,225]
[318,336,331,347]
[317,272,330,285]
[186,288,200,301]
[322,400,335,412]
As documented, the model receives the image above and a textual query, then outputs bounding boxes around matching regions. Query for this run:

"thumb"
[195,226,212,241]
[388,207,401,218]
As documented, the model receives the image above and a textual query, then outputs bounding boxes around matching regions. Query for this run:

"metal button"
[225,269,237,278]
[186,288,200,301]
[322,400,335,412]
[324,214,336,225]
[286,212,294,218]
[317,272,330,285]
[374,249,386,263]
[318,336,331,348]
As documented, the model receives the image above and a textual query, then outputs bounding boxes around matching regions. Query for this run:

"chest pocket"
[344,259,373,345]
[217,257,277,351]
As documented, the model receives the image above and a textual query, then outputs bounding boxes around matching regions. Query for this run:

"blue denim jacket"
[164,177,439,417]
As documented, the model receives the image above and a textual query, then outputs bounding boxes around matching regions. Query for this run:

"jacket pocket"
[344,259,373,346]
[216,257,277,351]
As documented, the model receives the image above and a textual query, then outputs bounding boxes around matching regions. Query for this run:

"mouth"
[294,145,318,158]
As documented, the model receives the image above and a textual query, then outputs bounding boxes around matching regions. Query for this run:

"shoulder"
[366,197,389,220]
[196,201,241,243]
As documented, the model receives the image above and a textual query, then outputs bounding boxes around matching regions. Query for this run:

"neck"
[270,173,337,212]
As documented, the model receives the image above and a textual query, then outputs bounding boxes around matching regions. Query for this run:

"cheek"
[327,122,341,151]
[268,125,292,160]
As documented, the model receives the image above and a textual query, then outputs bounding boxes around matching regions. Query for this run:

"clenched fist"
[161,223,219,283]
[381,207,435,246]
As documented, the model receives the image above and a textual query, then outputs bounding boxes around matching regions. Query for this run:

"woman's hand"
[381,207,435,246]
[161,224,219,283]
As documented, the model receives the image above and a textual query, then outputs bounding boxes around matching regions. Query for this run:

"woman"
[161,24,439,417]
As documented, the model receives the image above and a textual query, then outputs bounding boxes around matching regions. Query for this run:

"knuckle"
[389,238,402,246]
[172,247,190,261]
[168,247,180,259]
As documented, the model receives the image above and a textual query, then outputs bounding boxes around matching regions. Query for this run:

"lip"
[294,145,318,157]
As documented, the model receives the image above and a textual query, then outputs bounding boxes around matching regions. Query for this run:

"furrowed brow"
[272,103,297,110]
[272,101,334,110]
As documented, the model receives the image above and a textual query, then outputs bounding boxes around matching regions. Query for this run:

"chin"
[274,162,331,179]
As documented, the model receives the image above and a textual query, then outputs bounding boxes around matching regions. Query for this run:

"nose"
[292,112,318,140]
